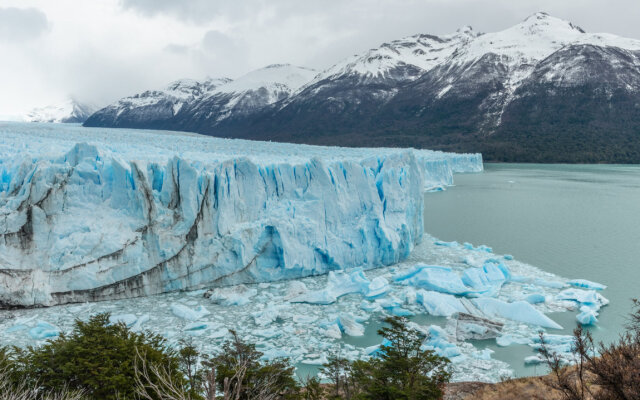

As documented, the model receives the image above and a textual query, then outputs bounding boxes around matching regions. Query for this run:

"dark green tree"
[14,313,185,400]
[323,316,450,400]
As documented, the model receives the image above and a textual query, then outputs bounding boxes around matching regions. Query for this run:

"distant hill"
[85,13,640,163]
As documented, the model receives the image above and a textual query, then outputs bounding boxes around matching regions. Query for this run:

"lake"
[424,163,640,377]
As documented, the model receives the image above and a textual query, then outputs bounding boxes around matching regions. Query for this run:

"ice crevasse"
[0,123,482,307]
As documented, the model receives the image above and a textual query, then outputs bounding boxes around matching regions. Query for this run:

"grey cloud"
[0,7,50,42]
[120,0,224,23]
[164,43,190,54]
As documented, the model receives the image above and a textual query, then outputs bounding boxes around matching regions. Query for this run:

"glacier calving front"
[0,123,481,307]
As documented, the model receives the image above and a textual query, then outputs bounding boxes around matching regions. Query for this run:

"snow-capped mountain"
[83,77,231,129]
[85,13,640,162]
[25,98,96,123]
[85,64,317,131]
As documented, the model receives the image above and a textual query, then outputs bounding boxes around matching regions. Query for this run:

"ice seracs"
[0,122,481,307]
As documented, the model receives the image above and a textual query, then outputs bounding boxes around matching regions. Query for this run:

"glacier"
[0,122,481,307]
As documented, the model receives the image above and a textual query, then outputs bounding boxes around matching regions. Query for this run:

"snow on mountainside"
[25,98,96,123]
[306,27,478,85]
[85,64,316,130]
[85,13,640,163]
[0,122,481,307]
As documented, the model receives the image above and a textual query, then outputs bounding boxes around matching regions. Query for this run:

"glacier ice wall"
[0,123,482,307]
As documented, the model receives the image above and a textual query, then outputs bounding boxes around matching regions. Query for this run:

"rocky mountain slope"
[85,13,640,163]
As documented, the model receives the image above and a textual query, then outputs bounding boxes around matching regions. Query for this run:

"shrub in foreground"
[323,316,451,400]
[540,299,640,400]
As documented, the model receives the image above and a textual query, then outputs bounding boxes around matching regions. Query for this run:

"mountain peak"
[518,12,585,35]
[25,97,96,123]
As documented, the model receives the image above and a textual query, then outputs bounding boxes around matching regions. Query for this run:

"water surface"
[425,163,640,376]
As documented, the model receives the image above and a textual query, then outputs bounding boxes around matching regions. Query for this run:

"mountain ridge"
[85,13,640,163]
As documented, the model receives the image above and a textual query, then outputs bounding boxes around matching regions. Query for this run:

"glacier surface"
[0,122,481,307]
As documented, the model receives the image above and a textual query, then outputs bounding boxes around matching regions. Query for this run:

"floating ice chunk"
[327,269,371,298]
[556,289,599,304]
[6,324,28,333]
[394,265,474,296]
[416,290,467,317]
[525,294,546,304]
[422,325,462,358]
[463,243,492,253]
[29,321,60,340]
[576,308,598,325]
[567,279,606,291]
[208,328,229,338]
[496,334,530,347]
[290,268,372,305]
[321,323,342,339]
[170,303,210,321]
[461,262,510,295]
[284,281,308,300]
[472,298,562,329]
[293,314,318,324]
[302,355,328,365]
[337,314,365,337]
[472,348,494,360]
[360,300,382,312]
[290,290,336,305]
[533,279,567,289]
[364,344,381,355]
[434,240,459,248]
[503,254,514,260]
[131,314,150,331]
[184,321,210,331]
[204,285,258,306]
[531,334,575,354]
[556,289,608,314]
[109,314,137,327]
[387,307,414,317]
[524,355,545,365]
[261,348,290,361]
[253,304,285,326]
[255,327,282,338]
[366,277,390,299]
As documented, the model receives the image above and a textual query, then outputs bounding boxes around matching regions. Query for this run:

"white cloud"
[1,0,640,119]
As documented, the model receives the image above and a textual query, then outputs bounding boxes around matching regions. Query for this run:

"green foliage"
[301,375,324,400]
[13,313,184,400]
[207,330,300,399]
[322,317,451,400]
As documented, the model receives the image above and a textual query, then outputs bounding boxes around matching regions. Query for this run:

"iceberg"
[472,298,562,329]
[416,290,467,317]
[0,122,482,307]
[567,279,606,290]
[576,308,598,325]
[337,314,365,337]
[461,262,510,295]
[28,321,60,340]
[524,293,546,304]
[170,304,210,321]
[394,265,474,296]
[556,288,609,315]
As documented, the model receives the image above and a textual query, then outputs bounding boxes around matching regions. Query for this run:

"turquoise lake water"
[424,163,640,377]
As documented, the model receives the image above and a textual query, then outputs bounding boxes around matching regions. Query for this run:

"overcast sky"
[1,0,640,119]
